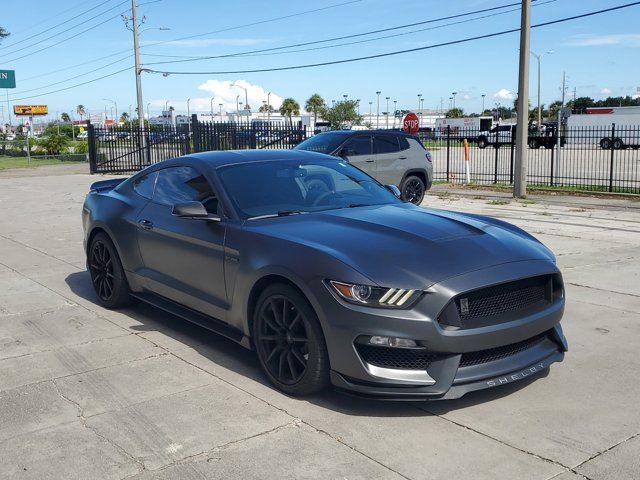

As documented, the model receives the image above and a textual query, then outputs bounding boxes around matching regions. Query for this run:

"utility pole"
[375,91,381,129]
[385,96,390,129]
[131,0,144,124]
[513,0,531,198]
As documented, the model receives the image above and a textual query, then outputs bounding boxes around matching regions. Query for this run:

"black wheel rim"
[89,241,114,301]
[403,179,424,204]
[256,295,309,385]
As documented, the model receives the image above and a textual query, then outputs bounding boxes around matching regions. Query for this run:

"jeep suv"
[294,130,433,204]
[477,124,516,149]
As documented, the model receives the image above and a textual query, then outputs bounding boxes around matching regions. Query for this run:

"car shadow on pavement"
[65,271,549,416]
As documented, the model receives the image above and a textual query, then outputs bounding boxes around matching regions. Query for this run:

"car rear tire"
[612,138,625,150]
[600,138,612,150]
[528,139,540,149]
[401,175,426,205]
[253,284,330,396]
[477,137,488,149]
[88,232,133,309]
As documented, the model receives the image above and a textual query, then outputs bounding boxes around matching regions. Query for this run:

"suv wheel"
[401,175,426,205]
[477,137,488,149]
[600,138,612,150]
[612,138,625,150]
[88,232,133,309]
[253,284,330,396]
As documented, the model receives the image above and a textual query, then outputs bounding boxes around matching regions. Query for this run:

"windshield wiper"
[247,210,308,220]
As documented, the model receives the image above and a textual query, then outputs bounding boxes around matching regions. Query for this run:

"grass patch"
[518,198,537,204]
[0,155,84,171]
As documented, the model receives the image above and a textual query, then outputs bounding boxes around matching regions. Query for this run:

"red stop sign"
[402,112,420,134]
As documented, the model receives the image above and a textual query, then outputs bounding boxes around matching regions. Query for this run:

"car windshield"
[294,132,350,154]
[218,158,401,219]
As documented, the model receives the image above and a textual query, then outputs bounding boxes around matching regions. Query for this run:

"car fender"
[400,168,432,190]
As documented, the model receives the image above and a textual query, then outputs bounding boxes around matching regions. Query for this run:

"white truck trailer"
[435,116,493,140]
[567,107,640,149]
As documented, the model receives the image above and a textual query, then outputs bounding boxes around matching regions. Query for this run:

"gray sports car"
[82,149,567,399]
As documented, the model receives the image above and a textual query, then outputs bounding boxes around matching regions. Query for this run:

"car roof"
[148,149,337,170]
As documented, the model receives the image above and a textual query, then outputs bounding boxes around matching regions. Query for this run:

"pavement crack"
[566,282,640,298]
[571,430,640,473]
[50,378,146,475]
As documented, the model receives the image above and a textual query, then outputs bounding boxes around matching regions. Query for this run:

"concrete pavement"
[1,168,639,479]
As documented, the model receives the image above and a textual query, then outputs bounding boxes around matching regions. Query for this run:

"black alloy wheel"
[253,284,329,395]
[90,240,114,301]
[401,176,426,205]
[88,232,133,309]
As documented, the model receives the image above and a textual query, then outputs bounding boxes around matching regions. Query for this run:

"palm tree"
[120,112,130,123]
[279,98,300,126]
[305,94,325,126]
[60,112,71,123]
[76,105,86,121]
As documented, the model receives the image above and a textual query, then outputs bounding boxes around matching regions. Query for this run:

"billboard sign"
[0,70,16,88]
[14,105,48,116]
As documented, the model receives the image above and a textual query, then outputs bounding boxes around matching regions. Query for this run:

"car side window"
[342,136,372,156]
[398,136,410,151]
[132,171,157,199]
[154,166,220,214]
[374,135,399,154]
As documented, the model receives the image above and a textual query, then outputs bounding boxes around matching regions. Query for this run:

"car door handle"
[365,159,375,163]
[399,156,407,160]
[138,219,154,230]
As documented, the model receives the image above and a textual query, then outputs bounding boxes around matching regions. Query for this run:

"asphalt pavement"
[1,167,639,480]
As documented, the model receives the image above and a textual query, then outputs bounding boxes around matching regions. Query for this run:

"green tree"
[445,108,464,118]
[567,96,594,114]
[61,112,71,122]
[259,103,275,113]
[304,93,326,125]
[76,105,87,121]
[547,101,563,120]
[319,100,362,129]
[37,134,69,155]
[279,98,300,125]
[0,27,9,43]
[120,112,130,123]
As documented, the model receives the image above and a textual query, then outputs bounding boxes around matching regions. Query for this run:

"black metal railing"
[89,119,640,195]
[420,124,640,194]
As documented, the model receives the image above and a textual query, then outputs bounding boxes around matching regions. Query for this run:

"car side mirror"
[172,201,221,221]
[385,184,401,198]
[338,147,353,158]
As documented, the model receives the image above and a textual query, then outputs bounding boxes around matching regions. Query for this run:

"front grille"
[459,331,549,367]
[455,276,550,324]
[356,344,442,370]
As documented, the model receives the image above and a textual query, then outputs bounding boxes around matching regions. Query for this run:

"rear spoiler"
[89,178,126,192]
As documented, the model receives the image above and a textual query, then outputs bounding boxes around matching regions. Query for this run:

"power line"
[142,0,530,64]
[145,2,549,65]
[0,0,117,50]
[146,2,640,75]
[0,1,129,61]
[8,67,133,102]
[20,49,132,82]
[3,0,92,38]
[8,55,132,97]
[141,0,363,50]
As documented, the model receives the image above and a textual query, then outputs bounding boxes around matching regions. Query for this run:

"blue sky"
[1,0,639,122]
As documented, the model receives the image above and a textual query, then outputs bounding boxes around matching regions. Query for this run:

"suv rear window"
[374,135,399,154]
[398,136,410,151]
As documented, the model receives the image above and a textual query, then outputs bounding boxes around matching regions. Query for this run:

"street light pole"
[417,93,422,112]
[146,102,150,124]
[369,101,372,123]
[267,92,272,122]
[186,98,191,133]
[210,97,214,121]
[452,91,457,109]
[385,97,390,129]
[393,100,397,128]
[530,50,552,130]
[481,94,486,115]
[514,0,531,198]
[375,91,381,129]
[219,103,223,118]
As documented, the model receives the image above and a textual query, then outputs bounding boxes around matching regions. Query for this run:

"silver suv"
[295,130,433,204]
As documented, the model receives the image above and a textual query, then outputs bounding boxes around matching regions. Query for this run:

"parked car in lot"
[477,124,516,149]
[82,149,567,399]
[294,130,432,205]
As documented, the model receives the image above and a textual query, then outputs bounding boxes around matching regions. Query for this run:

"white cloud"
[565,34,640,48]
[462,94,471,101]
[600,88,612,95]
[493,88,515,100]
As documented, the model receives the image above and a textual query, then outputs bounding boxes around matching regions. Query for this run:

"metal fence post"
[608,123,616,192]
[509,130,515,184]
[192,114,201,153]
[549,140,555,187]
[494,127,500,184]
[446,125,450,182]
[87,121,97,173]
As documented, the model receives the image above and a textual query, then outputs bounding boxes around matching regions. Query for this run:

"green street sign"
[0,70,16,88]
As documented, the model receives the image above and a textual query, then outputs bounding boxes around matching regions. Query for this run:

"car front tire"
[253,284,330,396]
[88,232,133,309]
[401,175,426,205]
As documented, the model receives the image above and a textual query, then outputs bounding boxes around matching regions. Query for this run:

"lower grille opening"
[356,344,443,370]
[459,331,550,367]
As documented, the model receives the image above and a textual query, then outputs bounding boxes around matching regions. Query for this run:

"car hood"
[246,204,556,288]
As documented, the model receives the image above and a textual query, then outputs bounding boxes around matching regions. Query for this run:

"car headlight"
[328,280,422,308]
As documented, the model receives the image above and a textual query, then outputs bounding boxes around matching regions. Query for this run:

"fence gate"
[88,115,309,175]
